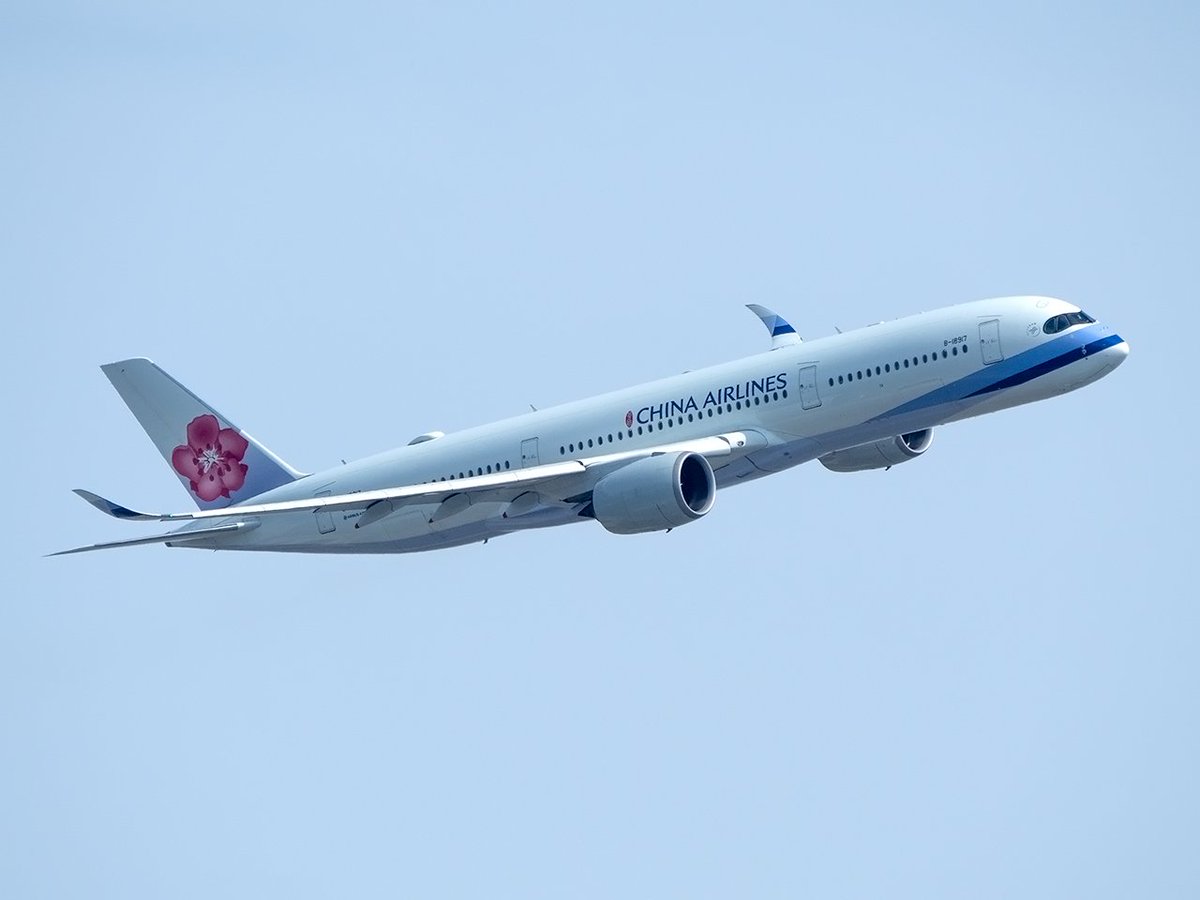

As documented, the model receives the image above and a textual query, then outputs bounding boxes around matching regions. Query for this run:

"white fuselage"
[182,295,1128,553]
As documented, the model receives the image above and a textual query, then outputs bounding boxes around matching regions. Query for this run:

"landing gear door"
[798,365,822,410]
[520,438,540,468]
[314,490,336,534]
[980,319,1004,365]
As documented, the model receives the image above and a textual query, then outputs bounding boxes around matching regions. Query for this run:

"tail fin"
[102,358,305,510]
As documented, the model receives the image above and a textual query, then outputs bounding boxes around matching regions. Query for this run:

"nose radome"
[1098,336,1130,374]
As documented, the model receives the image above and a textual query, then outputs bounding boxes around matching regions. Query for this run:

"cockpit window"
[1043,310,1096,334]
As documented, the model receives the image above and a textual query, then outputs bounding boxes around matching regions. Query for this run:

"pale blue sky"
[2,2,1197,898]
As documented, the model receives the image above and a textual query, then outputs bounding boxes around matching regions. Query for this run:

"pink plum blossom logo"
[172,414,249,502]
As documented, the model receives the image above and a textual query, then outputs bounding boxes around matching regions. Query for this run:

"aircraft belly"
[179,497,584,554]
[248,506,581,553]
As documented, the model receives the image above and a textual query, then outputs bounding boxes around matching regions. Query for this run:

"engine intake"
[819,429,934,473]
[591,451,716,535]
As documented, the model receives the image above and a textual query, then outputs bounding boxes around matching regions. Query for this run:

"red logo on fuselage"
[625,410,633,428]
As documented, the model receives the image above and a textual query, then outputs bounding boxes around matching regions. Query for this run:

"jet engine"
[591,451,716,534]
[818,429,934,473]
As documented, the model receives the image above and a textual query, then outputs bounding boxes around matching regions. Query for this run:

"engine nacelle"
[819,429,934,473]
[591,451,716,535]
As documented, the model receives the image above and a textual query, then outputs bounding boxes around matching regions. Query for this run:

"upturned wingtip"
[73,489,157,521]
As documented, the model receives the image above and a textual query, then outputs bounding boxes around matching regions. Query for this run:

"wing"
[49,521,259,556]
[72,431,763,524]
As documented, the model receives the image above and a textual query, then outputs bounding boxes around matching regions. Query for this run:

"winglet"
[73,489,161,522]
[746,304,802,349]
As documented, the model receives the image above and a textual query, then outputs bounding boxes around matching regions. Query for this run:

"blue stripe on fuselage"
[965,333,1123,397]
[881,325,1120,421]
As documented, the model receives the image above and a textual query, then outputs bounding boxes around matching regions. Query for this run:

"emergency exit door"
[520,438,540,468]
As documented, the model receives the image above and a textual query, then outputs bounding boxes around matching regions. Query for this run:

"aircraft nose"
[1094,334,1129,376]
[1107,336,1130,365]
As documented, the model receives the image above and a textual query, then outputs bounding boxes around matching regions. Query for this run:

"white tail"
[102,358,305,509]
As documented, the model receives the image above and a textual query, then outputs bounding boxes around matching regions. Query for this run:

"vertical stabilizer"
[102,358,305,509]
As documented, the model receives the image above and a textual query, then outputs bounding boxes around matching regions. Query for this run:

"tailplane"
[102,358,305,510]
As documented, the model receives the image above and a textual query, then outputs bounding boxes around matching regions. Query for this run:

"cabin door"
[520,438,540,468]
[797,365,822,410]
[980,320,1004,365]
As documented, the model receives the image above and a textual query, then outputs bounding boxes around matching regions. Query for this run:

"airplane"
[54,295,1128,556]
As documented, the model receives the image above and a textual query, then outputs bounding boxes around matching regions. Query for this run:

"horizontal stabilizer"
[49,521,258,556]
